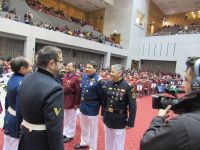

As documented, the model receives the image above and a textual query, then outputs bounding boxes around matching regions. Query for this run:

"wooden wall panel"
[39,0,87,20]
[147,0,165,35]
[165,13,200,26]
[87,9,105,32]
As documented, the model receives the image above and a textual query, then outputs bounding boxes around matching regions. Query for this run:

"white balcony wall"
[0,17,128,67]
[141,34,200,75]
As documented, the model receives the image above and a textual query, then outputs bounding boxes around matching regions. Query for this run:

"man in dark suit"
[18,46,64,150]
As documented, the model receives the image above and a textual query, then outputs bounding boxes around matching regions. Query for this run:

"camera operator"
[140,57,200,150]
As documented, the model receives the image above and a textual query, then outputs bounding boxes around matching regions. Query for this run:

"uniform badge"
[120,92,124,96]
[109,87,112,90]
[53,107,61,116]
[108,107,113,113]
[116,92,119,96]
[121,89,125,92]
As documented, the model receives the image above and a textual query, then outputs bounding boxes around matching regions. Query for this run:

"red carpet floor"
[0,96,157,150]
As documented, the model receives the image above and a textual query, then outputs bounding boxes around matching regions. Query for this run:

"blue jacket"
[4,73,24,138]
[80,73,104,116]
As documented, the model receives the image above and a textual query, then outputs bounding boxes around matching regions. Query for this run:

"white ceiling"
[62,0,112,12]
[153,0,200,15]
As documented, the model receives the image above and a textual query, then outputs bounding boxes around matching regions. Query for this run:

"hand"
[74,105,78,110]
[158,105,172,118]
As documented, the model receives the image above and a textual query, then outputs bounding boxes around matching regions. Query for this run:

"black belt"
[107,107,126,114]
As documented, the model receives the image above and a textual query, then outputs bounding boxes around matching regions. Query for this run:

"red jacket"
[62,72,81,109]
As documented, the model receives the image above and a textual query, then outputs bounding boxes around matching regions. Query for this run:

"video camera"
[152,84,185,109]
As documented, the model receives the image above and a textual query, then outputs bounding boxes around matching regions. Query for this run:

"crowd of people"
[0,0,122,48]
[1,46,200,150]
[25,0,122,48]
[26,0,88,26]
[154,23,200,36]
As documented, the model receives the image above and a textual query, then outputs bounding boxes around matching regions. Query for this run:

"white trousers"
[105,125,126,150]
[63,109,77,138]
[3,134,19,150]
[80,113,98,150]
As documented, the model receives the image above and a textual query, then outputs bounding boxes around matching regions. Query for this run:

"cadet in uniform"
[62,62,81,143]
[3,57,32,150]
[18,46,64,150]
[74,61,104,150]
[102,64,137,150]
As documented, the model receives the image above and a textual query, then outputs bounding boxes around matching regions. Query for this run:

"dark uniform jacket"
[140,90,200,150]
[18,68,64,150]
[103,78,137,129]
[62,72,81,109]
[80,73,104,116]
[4,73,24,138]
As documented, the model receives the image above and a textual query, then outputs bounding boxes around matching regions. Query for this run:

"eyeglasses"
[54,60,64,64]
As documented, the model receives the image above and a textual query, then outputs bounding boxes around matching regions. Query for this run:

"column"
[103,52,111,69]
[24,36,36,63]
[125,56,132,69]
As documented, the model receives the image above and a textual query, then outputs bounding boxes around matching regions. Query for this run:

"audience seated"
[0,0,123,48]
[154,23,200,36]
[1,0,9,12]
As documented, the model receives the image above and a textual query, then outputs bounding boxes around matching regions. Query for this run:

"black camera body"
[152,85,185,109]
[152,95,179,109]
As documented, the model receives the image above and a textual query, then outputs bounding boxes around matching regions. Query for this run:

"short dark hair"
[186,57,200,77]
[10,56,29,73]
[37,46,62,68]
[87,60,97,69]
[67,62,76,68]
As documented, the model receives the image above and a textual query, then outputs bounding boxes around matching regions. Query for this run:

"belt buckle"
[29,128,32,132]
[108,107,113,113]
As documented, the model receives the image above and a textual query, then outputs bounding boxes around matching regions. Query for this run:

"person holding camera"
[140,57,200,150]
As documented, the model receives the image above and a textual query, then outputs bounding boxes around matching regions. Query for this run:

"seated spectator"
[1,0,9,12]
[13,15,20,22]
[5,12,11,19]
[9,8,16,15]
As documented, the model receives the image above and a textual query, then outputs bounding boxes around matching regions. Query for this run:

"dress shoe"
[64,136,73,143]
[74,144,89,149]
